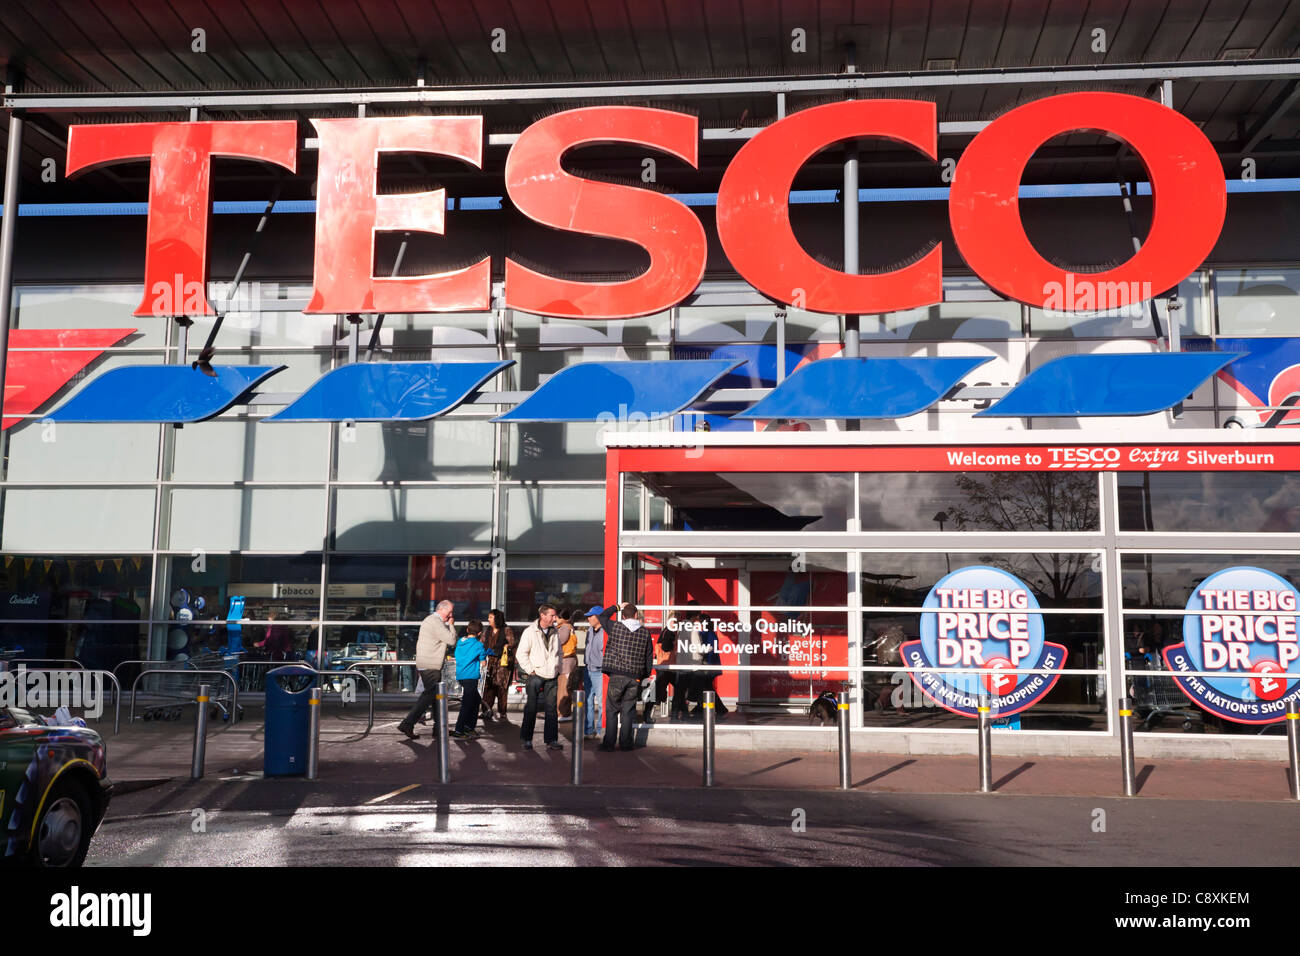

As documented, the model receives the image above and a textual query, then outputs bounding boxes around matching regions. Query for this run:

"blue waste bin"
[265,665,315,776]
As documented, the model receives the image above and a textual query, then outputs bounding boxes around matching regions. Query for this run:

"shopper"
[255,608,293,662]
[516,604,563,751]
[480,608,515,721]
[582,605,606,739]
[598,602,654,752]
[452,619,487,739]
[556,607,578,718]
[691,611,728,718]
[396,600,457,740]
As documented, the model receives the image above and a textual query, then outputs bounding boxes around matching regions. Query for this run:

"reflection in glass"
[643,472,852,531]
[860,471,1099,533]
[1119,471,1300,533]
[1121,553,1300,609]
[0,553,150,669]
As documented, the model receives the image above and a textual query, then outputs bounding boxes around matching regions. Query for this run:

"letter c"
[717,99,942,315]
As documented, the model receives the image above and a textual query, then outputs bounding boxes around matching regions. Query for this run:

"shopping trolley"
[136,651,242,722]
[1128,652,1204,732]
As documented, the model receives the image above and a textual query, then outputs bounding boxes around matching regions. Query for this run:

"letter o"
[949,92,1225,309]
[717,100,942,314]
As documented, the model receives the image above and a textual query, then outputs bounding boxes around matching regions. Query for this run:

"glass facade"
[2,266,1299,741]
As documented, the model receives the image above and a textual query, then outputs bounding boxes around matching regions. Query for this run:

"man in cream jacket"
[515,603,562,751]
[396,599,457,740]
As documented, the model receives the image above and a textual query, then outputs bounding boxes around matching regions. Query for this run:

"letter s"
[505,107,706,319]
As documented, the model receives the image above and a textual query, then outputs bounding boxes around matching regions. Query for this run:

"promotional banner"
[1164,566,1300,724]
[902,566,1068,718]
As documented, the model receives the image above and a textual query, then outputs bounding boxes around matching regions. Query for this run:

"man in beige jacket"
[397,599,457,739]
[515,603,562,751]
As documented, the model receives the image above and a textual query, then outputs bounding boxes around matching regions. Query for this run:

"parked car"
[0,705,113,867]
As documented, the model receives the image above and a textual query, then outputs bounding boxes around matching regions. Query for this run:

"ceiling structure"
[2,1,1300,200]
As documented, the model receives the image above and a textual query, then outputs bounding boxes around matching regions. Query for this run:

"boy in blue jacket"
[452,619,487,739]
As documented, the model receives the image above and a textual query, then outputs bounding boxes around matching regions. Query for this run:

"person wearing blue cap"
[582,605,606,739]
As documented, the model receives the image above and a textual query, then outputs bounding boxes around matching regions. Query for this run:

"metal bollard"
[191,684,209,780]
[702,690,716,787]
[1118,696,1137,797]
[977,695,993,793]
[1287,699,1300,801]
[837,690,852,790]
[306,687,321,781]
[435,682,451,785]
[571,689,584,785]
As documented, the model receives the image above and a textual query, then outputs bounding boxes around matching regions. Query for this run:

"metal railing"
[11,658,85,670]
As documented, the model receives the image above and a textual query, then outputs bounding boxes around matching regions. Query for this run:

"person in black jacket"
[597,602,654,751]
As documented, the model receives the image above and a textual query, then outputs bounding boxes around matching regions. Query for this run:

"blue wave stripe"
[265,361,514,422]
[495,359,741,422]
[7,178,1300,217]
[48,365,285,423]
[734,356,992,419]
[978,352,1243,417]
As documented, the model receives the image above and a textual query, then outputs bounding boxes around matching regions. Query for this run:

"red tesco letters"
[65,93,1226,320]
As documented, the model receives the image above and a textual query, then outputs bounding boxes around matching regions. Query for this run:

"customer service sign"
[1165,566,1300,724]
[902,566,1067,718]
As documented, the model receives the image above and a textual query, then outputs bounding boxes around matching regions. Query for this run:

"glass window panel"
[1028,273,1206,338]
[509,310,669,346]
[216,349,332,392]
[505,567,602,625]
[676,305,778,344]
[166,487,325,551]
[187,281,333,347]
[332,487,493,552]
[2,489,155,551]
[508,422,605,480]
[863,278,1024,341]
[0,553,150,668]
[326,553,492,623]
[14,284,163,347]
[1121,553,1300,610]
[1215,268,1300,336]
[172,420,328,482]
[860,472,1100,533]
[505,485,603,553]
[1118,472,1300,533]
[859,673,1105,731]
[861,553,1104,610]
[5,422,159,482]
[336,419,495,481]
[162,552,322,662]
[641,472,853,532]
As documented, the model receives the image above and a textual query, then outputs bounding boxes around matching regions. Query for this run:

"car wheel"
[30,776,93,868]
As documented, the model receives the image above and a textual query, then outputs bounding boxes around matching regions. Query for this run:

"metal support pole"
[702,689,716,787]
[190,684,209,780]
[837,690,852,790]
[571,689,584,785]
[0,109,23,406]
[1118,696,1137,796]
[977,696,993,793]
[1287,699,1300,801]
[842,42,861,417]
[306,686,321,780]
[435,681,451,784]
